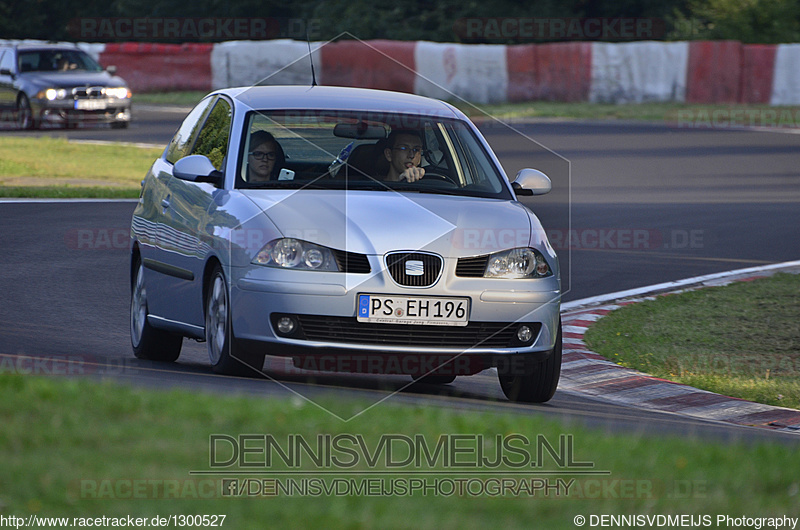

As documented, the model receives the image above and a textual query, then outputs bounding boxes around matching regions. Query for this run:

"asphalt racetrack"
[2,105,799,440]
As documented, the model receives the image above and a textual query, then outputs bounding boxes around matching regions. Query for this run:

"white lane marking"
[562,260,800,312]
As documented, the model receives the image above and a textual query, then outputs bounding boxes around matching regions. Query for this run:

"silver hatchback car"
[129,86,562,402]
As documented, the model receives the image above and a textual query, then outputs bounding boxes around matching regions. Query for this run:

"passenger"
[383,129,425,182]
[247,131,285,182]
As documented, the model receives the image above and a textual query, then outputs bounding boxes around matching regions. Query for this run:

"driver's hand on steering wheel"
[400,166,425,182]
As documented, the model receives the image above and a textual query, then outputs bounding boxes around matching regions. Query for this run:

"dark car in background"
[0,43,131,129]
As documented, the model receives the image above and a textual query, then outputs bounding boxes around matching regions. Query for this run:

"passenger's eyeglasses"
[249,151,277,161]
[393,146,422,155]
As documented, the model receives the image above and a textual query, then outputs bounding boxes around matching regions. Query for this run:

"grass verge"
[133,92,800,124]
[0,372,798,526]
[0,137,160,197]
[584,273,800,410]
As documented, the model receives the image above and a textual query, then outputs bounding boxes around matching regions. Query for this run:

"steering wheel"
[420,170,457,186]
[402,173,458,189]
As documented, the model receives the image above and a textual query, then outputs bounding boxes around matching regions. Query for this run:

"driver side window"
[165,96,216,165]
[191,98,232,171]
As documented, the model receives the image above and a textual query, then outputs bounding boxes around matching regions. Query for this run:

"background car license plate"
[74,99,108,110]
[358,294,469,326]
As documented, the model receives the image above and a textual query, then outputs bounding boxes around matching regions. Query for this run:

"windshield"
[18,49,104,73]
[236,110,512,200]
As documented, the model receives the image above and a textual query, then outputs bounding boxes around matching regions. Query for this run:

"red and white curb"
[558,261,800,434]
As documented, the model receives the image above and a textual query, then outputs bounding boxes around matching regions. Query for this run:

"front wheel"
[16,95,37,130]
[498,320,562,403]
[131,259,182,362]
[206,264,264,376]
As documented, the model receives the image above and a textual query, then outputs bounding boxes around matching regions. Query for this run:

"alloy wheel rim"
[206,273,228,364]
[130,264,147,346]
[17,98,32,129]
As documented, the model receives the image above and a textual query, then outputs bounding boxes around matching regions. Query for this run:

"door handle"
[161,198,170,209]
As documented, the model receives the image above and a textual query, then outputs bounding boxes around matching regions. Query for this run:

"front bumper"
[229,260,561,363]
[32,98,131,125]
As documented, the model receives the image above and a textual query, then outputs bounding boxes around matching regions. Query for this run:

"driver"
[382,129,425,182]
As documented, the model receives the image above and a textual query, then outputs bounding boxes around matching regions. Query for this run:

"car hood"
[20,71,126,88]
[242,189,548,258]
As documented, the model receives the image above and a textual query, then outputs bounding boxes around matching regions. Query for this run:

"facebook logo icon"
[221,479,238,496]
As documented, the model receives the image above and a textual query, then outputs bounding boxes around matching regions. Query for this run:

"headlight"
[484,248,552,279]
[38,88,68,100]
[106,87,131,99]
[252,238,339,271]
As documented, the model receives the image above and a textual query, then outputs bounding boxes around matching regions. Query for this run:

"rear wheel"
[130,258,182,362]
[206,264,264,376]
[498,320,562,403]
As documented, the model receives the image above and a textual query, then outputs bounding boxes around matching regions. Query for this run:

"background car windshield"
[237,110,511,199]
[18,50,103,73]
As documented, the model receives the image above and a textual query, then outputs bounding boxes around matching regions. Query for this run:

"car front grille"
[385,252,442,287]
[295,315,535,348]
[73,86,106,99]
[455,255,489,277]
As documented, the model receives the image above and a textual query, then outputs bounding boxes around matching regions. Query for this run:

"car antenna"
[306,26,317,87]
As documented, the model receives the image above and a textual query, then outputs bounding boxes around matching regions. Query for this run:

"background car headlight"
[38,88,68,100]
[252,238,339,271]
[484,248,552,279]
[106,87,131,99]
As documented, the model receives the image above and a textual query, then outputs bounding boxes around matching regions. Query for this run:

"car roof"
[223,85,463,118]
[5,43,84,52]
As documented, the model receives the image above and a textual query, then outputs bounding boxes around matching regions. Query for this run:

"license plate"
[357,294,469,326]
[74,99,108,110]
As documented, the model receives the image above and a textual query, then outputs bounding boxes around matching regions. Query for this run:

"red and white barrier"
[99,43,212,93]
[589,42,688,103]
[8,38,799,105]
[771,44,800,105]
[506,42,591,102]
[319,40,416,93]
[413,42,508,104]
[210,40,319,89]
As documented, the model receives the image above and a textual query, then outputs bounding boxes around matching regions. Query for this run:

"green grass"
[455,101,800,123]
[0,372,798,526]
[584,273,800,410]
[0,137,160,196]
[0,186,140,199]
[134,91,209,107]
[133,91,800,124]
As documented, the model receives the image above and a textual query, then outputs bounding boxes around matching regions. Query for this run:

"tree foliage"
[669,0,800,43]
[0,0,797,44]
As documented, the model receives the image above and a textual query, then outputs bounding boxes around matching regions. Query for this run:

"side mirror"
[512,169,551,196]
[173,155,224,186]
[106,65,117,75]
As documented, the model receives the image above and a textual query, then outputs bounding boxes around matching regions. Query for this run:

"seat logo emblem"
[405,260,424,276]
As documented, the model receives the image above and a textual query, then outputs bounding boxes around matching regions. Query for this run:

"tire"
[498,320,562,403]
[130,258,182,362]
[205,264,264,376]
[16,95,37,130]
